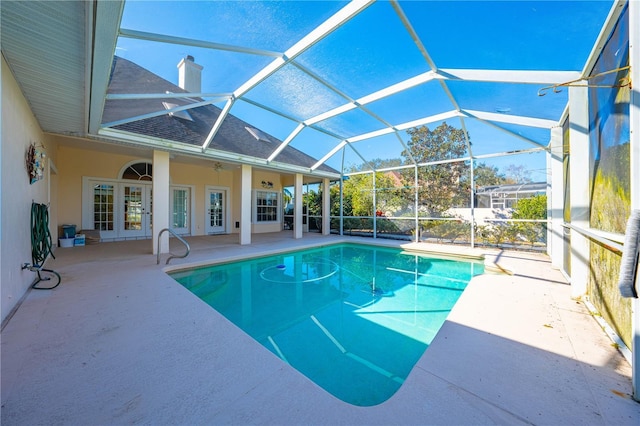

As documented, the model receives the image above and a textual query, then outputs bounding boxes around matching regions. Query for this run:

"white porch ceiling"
[1,0,90,136]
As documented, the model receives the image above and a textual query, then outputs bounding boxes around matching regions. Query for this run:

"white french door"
[83,177,195,241]
[121,183,152,238]
[90,181,117,239]
[206,188,226,234]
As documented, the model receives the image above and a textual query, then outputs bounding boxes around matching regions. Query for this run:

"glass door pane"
[171,187,190,234]
[93,183,115,237]
[122,184,151,237]
[124,185,143,231]
[206,189,225,234]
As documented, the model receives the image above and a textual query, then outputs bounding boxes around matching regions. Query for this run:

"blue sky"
[116,0,613,179]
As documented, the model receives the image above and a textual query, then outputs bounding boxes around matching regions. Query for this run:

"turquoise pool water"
[170,243,484,406]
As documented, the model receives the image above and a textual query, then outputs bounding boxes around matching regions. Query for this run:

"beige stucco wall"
[166,159,236,235]
[54,142,142,230]
[51,142,285,238]
[1,56,56,323]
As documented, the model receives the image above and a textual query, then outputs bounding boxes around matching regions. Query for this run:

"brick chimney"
[177,55,203,93]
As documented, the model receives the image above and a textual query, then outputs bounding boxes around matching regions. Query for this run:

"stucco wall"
[54,143,141,231]
[170,159,235,235]
[52,142,284,238]
[1,57,55,323]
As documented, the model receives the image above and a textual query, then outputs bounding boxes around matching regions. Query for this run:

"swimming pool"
[170,243,484,406]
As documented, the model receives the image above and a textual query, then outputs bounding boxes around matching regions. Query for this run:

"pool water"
[170,243,484,406]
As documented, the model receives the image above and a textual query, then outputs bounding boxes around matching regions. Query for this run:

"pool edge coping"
[161,238,510,276]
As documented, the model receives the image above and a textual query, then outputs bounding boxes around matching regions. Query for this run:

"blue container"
[62,224,76,238]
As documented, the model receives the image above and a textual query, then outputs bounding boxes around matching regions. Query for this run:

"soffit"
[1,1,88,136]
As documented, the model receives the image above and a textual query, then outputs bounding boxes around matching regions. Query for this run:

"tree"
[374,171,406,215]
[512,194,547,245]
[512,194,547,220]
[302,189,322,216]
[505,164,532,184]
[399,123,470,215]
[283,187,293,206]
[303,189,323,231]
[338,171,404,217]
[342,173,374,216]
[330,182,344,216]
[367,158,403,170]
[334,124,508,223]
[474,162,507,187]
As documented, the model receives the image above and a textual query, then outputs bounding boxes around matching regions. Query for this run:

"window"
[254,190,279,223]
[122,162,152,181]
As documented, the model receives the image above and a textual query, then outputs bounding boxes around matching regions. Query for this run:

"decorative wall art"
[26,142,46,185]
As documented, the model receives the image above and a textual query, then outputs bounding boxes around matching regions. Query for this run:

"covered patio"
[1,234,638,424]
[2,0,640,423]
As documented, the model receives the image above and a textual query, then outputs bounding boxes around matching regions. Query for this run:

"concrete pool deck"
[2,232,639,424]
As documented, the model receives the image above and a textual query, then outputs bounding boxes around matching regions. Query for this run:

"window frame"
[170,186,191,234]
[253,189,280,224]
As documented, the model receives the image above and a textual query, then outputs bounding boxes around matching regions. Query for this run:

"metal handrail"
[562,223,624,253]
[157,228,191,265]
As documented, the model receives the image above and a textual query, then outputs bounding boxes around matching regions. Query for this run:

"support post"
[294,173,303,239]
[414,165,419,242]
[240,164,252,245]
[340,149,345,236]
[322,178,330,236]
[339,177,344,236]
[549,126,564,268]
[469,157,475,248]
[372,171,377,239]
[152,150,170,255]
[568,85,590,298]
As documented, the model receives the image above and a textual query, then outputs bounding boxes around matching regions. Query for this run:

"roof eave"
[97,127,341,179]
[88,0,126,135]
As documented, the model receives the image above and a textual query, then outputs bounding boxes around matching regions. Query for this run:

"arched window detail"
[121,162,153,181]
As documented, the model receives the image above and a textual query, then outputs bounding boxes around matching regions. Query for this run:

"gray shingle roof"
[103,56,338,174]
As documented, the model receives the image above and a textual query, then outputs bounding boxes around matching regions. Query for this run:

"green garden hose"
[28,202,61,289]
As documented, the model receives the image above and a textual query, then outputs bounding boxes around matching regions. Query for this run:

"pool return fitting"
[22,202,61,289]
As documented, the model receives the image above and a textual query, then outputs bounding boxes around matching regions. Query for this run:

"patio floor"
[2,232,639,424]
